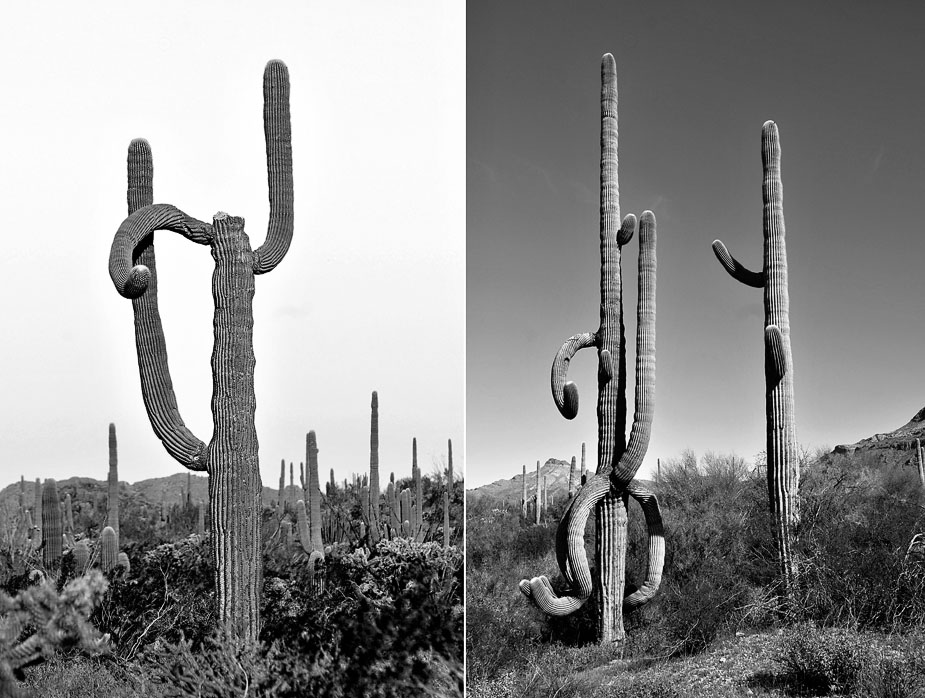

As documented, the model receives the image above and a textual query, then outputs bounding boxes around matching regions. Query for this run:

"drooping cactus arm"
[114,142,210,471]
[765,325,787,383]
[711,239,764,288]
[551,331,599,419]
[109,204,214,298]
[612,211,656,489]
[622,481,664,609]
[253,59,293,275]
[519,467,612,614]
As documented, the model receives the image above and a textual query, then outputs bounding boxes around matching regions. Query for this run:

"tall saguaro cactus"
[306,431,323,551]
[712,121,799,596]
[41,479,62,571]
[107,60,294,641]
[369,392,381,541]
[107,423,119,536]
[519,54,664,644]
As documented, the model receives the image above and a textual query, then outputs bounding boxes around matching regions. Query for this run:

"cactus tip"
[562,382,579,419]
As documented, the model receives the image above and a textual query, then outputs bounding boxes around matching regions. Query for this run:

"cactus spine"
[369,392,381,541]
[519,54,664,645]
[107,60,293,641]
[108,423,119,536]
[712,121,799,597]
[41,479,62,571]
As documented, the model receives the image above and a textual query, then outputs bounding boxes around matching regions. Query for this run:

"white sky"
[0,2,464,488]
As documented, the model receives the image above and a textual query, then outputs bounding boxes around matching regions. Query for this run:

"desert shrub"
[780,624,872,694]
[93,534,214,658]
[794,451,925,629]
[1,570,109,696]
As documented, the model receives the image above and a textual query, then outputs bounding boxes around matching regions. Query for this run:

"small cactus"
[100,526,118,573]
[73,539,90,570]
[117,552,131,575]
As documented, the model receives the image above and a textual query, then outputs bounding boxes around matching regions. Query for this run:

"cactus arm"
[765,324,787,382]
[551,331,599,419]
[711,239,764,288]
[253,59,293,275]
[109,204,214,298]
[116,141,209,471]
[611,211,656,490]
[622,481,664,609]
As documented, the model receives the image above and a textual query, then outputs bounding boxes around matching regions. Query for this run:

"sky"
[467,0,925,487]
[0,2,464,489]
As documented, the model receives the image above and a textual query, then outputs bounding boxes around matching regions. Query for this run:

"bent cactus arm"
[622,482,664,609]
[253,59,294,275]
[551,332,598,419]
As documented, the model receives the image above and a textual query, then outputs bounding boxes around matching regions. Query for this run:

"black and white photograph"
[0,2,463,696]
[467,1,925,695]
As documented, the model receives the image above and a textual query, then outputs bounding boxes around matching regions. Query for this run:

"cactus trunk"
[369,393,380,541]
[108,60,293,642]
[712,121,799,598]
[519,54,662,645]
[108,424,120,536]
[41,479,62,571]
[307,431,323,550]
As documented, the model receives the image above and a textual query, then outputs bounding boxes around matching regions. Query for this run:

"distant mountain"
[467,458,583,506]
[0,472,294,511]
[833,405,925,465]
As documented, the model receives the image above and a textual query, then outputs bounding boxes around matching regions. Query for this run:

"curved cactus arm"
[253,59,293,275]
[711,239,764,288]
[765,324,787,383]
[616,213,637,246]
[519,467,611,615]
[109,204,214,298]
[612,211,656,490]
[551,331,599,419]
[115,142,209,471]
[622,481,664,609]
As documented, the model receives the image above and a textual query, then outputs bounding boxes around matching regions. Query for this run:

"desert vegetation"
[0,412,462,697]
[467,51,925,697]
[0,57,461,698]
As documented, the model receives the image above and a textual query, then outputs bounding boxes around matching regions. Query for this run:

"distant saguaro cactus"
[107,60,294,641]
[107,423,119,536]
[306,431,323,551]
[535,461,541,525]
[369,392,381,542]
[916,439,924,488]
[33,479,42,546]
[519,54,664,644]
[521,464,528,519]
[712,121,799,597]
[41,479,62,571]
[568,456,576,498]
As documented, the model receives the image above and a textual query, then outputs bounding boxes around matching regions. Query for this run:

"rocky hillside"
[833,405,925,466]
[0,473,291,513]
[467,457,586,506]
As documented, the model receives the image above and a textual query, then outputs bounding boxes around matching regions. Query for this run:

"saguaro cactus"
[519,54,664,644]
[41,479,62,571]
[521,464,528,519]
[100,526,118,574]
[712,121,799,596]
[306,431,323,551]
[108,423,119,536]
[535,461,541,525]
[32,479,42,545]
[107,60,293,641]
[369,392,381,541]
[568,456,577,498]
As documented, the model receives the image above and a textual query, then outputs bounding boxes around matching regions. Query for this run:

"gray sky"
[0,2,464,488]
[468,0,925,487]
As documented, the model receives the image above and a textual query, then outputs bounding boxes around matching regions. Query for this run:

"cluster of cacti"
[108,59,293,641]
[712,120,799,599]
[519,54,665,645]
